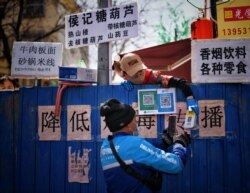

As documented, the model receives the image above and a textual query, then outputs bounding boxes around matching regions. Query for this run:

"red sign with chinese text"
[224,6,250,21]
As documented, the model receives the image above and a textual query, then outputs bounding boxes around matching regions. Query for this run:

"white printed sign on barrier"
[11,41,63,78]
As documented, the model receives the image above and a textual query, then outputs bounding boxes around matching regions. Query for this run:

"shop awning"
[133,38,192,82]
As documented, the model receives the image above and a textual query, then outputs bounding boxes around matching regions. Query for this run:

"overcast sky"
[131,0,205,49]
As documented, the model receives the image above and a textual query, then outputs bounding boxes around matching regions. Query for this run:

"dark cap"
[100,99,135,132]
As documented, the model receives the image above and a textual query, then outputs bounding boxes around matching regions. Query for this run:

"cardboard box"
[59,66,97,82]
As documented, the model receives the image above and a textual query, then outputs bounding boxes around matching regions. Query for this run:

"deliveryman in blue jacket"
[100,99,191,193]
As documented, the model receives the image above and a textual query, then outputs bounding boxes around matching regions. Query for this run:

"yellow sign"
[216,0,250,38]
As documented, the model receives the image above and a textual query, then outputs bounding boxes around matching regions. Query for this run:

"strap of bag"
[108,135,162,190]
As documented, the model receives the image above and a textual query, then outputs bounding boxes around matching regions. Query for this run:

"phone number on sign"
[222,27,250,36]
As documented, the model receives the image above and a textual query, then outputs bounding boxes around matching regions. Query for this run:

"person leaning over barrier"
[100,98,191,193]
[112,53,199,115]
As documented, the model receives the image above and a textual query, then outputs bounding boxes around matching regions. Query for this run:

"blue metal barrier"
[0,84,250,193]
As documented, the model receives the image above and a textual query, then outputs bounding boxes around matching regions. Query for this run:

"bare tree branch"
[0,0,69,69]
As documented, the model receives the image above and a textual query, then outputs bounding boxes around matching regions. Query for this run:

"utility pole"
[97,0,112,85]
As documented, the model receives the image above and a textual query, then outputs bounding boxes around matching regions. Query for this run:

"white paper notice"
[11,41,62,78]
[38,106,61,141]
[198,100,225,137]
[67,105,91,140]
[68,147,92,183]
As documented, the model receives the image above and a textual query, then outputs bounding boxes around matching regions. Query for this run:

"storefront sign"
[192,38,250,83]
[65,2,138,48]
[216,0,250,38]
[11,41,62,78]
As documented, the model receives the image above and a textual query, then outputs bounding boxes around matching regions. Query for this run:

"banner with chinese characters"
[138,88,176,115]
[137,114,157,138]
[164,102,187,134]
[100,116,112,139]
[68,147,91,183]
[192,38,250,83]
[164,101,226,137]
[65,2,138,49]
[216,0,250,38]
[11,41,62,78]
[38,106,61,140]
[132,102,157,138]
[198,100,225,137]
[67,105,91,140]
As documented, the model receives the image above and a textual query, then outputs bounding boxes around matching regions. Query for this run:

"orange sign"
[217,0,250,38]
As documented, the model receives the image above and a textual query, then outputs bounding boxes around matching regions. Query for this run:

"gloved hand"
[174,132,191,147]
[161,130,173,148]
[121,80,134,91]
[186,98,199,115]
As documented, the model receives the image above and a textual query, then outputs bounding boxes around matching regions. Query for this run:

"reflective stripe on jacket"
[100,132,187,193]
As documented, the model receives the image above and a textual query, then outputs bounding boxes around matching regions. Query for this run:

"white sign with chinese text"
[137,114,157,138]
[65,2,138,48]
[132,102,157,138]
[11,41,63,78]
[67,105,91,140]
[198,100,225,137]
[164,102,187,134]
[164,101,226,137]
[68,147,91,183]
[38,106,61,141]
[100,116,112,139]
[192,38,250,83]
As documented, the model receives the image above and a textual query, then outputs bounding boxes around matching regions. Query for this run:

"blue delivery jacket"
[100,132,187,193]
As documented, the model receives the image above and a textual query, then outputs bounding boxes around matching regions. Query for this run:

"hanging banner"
[216,0,250,38]
[65,2,138,49]
[11,41,62,78]
[192,38,250,83]
[138,88,176,115]
[67,105,91,140]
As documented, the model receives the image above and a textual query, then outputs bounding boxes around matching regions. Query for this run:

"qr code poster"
[138,88,176,115]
